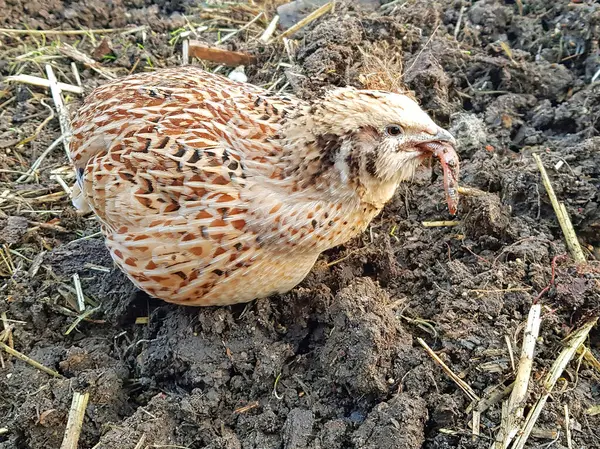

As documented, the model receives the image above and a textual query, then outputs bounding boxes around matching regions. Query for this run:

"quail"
[70,66,459,306]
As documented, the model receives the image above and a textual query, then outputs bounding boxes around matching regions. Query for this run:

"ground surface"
[1,0,599,448]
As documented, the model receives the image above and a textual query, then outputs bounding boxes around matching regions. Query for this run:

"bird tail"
[71,181,92,213]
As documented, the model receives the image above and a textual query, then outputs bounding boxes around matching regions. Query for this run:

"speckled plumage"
[70,66,458,306]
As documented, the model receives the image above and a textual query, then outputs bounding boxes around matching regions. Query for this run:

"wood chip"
[188,41,257,66]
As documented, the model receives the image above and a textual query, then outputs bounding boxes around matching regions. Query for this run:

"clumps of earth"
[0,1,599,448]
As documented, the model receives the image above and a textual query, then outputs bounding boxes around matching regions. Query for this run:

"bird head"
[284,87,460,212]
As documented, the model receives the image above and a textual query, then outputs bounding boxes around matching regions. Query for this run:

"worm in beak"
[417,129,460,215]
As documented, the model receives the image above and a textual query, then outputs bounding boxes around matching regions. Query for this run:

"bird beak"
[433,127,456,146]
[414,127,460,215]
[415,127,457,152]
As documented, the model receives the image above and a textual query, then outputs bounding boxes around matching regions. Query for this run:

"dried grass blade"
[512,317,598,449]
[60,391,90,449]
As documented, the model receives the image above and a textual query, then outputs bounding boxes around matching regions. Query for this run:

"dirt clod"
[0,216,28,245]
[351,393,427,449]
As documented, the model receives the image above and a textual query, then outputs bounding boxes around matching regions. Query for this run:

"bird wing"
[68,67,301,302]
[70,66,298,228]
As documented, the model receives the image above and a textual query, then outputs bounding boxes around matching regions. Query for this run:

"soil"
[1,1,600,448]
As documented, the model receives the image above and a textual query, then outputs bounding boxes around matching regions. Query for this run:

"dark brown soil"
[1,1,599,448]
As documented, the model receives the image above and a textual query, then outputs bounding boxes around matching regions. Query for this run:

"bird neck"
[272,134,356,200]
[245,134,392,252]
[273,130,401,211]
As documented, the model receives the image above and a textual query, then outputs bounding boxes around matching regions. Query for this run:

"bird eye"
[385,125,403,137]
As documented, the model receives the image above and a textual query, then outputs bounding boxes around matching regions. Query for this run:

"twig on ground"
[181,32,190,66]
[592,66,600,84]
[559,203,584,260]
[472,410,481,439]
[234,401,259,414]
[28,220,68,233]
[60,391,90,449]
[0,341,63,378]
[58,44,117,80]
[1,312,14,350]
[515,0,524,15]
[454,5,466,39]
[72,273,85,312]
[45,65,72,161]
[512,317,598,449]
[405,23,441,75]
[457,186,486,196]
[564,404,573,449]
[325,249,359,267]
[470,382,514,415]
[0,25,146,36]
[4,75,83,94]
[0,326,15,345]
[16,135,65,183]
[51,174,72,195]
[133,434,147,449]
[495,304,542,448]
[533,153,586,264]
[266,76,285,91]
[398,313,438,338]
[279,1,334,39]
[531,428,559,440]
[505,335,515,373]
[260,15,279,43]
[381,0,407,10]
[219,12,263,44]
[417,337,480,402]
[283,37,296,62]
[469,287,532,294]
[577,345,600,373]
[0,97,16,110]
[70,62,82,87]
[422,220,460,227]
[15,99,55,148]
